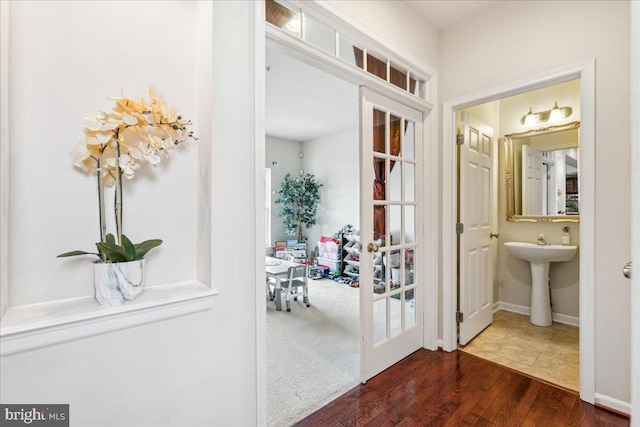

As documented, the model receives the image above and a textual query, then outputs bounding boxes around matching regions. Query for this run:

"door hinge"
[456,223,464,234]
[456,311,464,323]
[456,134,464,145]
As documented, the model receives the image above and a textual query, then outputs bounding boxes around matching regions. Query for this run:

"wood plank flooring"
[294,349,629,426]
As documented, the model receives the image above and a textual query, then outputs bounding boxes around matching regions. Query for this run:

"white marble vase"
[93,259,145,305]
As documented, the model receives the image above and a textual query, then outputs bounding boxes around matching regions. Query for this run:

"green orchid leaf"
[134,239,163,259]
[57,250,100,258]
[96,242,130,262]
[106,233,116,245]
[120,234,136,261]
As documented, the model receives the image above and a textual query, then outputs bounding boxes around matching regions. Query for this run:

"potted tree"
[274,173,321,243]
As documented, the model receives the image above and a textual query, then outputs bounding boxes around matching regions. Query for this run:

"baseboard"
[552,312,579,327]
[494,301,529,316]
[493,301,579,327]
[594,393,631,416]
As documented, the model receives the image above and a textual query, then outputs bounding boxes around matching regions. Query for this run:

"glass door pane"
[360,87,423,381]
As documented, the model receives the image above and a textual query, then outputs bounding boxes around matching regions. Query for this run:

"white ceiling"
[265,48,358,142]
[403,1,503,30]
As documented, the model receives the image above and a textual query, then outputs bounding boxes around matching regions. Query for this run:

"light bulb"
[523,107,536,127]
[549,102,562,122]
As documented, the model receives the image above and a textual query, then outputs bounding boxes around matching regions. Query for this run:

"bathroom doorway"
[457,80,581,392]
[442,62,595,402]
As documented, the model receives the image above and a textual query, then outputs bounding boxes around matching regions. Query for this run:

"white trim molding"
[423,73,439,351]
[630,1,640,423]
[594,393,631,416]
[298,1,436,83]
[0,281,217,356]
[493,301,579,327]
[441,59,596,405]
[260,0,439,372]
[0,0,10,320]
[254,0,267,425]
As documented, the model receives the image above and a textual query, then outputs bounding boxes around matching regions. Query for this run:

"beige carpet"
[266,278,360,427]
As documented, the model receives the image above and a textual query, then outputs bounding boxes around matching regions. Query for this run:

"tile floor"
[459,310,579,392]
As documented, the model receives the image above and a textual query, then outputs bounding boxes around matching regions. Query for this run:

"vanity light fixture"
[520,102,573,126]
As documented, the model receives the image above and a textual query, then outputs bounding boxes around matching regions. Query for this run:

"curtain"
[372,117,402,240]
[353,46,417,239]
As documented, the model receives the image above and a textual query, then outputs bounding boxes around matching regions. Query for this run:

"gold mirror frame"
[504,121,581,223]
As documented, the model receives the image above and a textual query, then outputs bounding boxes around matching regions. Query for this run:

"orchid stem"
[97,151,107,262]
[114,132,123,245]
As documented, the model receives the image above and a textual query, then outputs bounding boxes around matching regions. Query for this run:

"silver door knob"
[490,232,499,239]
[623,261,632,279]
[367,242,380,253]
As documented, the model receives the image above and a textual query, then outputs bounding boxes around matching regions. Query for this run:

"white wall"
[8,1,199,305]
[303,124,359,251]
[329,0,439,70]
[440,0,631,404]
[1,2,260,425]
[266,136,302,246]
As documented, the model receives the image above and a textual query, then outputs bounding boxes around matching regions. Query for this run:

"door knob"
[490,232,499,239]
[623,261,632,279]
[367,242,380,253]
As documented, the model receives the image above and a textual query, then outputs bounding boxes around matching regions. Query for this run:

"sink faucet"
[537,234,547,245]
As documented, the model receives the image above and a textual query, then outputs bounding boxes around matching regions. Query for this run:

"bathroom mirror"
[504,121,580,222]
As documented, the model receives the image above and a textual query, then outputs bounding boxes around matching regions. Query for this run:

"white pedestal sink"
[504,242,578,326]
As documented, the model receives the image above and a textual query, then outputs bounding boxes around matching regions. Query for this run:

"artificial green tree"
[274,173,322,242]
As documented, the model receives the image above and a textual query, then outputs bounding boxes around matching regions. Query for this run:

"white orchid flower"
[142,148,162,165]
[69,142,96,173]
[106,155,139,180]
[83,116,103,132]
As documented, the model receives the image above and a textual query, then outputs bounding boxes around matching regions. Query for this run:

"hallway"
[295,349,629,426]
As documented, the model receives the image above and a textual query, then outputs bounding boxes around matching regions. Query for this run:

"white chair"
[266,277,275,301]
[276,264,310,312]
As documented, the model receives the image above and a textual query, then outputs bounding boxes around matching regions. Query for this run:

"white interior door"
[360,87,423,381]
[522,145,545,215]
[459,112,494,346]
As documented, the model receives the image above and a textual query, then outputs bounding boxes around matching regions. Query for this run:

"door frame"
[441,59,596,404]
[256,2,440,424]
[630,1,639,421]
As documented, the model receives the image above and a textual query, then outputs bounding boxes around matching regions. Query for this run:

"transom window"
[265,0,425,100]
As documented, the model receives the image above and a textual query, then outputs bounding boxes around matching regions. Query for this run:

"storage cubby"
[341,231,360,280]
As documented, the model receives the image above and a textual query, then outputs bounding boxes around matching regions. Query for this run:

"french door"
[360,87,424,381]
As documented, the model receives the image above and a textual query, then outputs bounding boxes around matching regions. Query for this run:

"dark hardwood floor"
[294,349,630,427]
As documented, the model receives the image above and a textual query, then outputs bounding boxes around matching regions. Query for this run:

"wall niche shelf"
[0,6,217,357]
[0,281,217,356]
